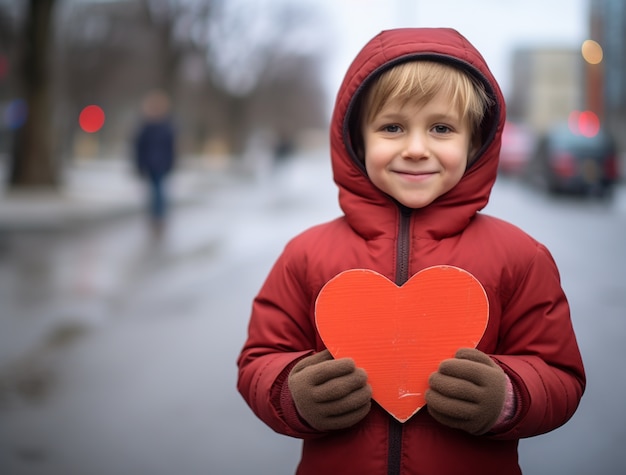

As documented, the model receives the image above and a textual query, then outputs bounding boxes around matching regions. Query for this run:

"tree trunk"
[9,0,58,189]
[223,94,249,158]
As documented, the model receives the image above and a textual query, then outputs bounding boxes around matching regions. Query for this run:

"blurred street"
[1,150,625,475]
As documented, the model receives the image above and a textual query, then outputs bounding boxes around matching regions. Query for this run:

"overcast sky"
[315,0,589,101]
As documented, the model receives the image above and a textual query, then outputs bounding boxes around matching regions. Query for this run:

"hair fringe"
[363,61,492,134]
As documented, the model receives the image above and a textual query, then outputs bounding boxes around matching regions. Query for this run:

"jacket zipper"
[388,205,413,475]
[395,205,412,285]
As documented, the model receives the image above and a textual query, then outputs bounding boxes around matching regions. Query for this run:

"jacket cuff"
[490,374,516,432]
[274,357,319,434]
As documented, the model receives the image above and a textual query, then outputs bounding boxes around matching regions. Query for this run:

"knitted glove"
[425,348,507,435]
[288,349,372,431]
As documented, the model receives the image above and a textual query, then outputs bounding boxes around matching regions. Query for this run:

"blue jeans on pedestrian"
[148,174,167,221]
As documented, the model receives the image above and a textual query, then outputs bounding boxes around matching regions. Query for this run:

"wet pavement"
[0,152,625,474]
[0,151,336,475]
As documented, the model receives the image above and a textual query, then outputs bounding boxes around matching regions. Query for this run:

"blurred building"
[589,0,626,159]
[505,1,626,176]
[507,48,584,133]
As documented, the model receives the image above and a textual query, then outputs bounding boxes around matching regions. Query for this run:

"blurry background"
[1,1,625,475]
[0,0,332,182]
[0,0,624,180]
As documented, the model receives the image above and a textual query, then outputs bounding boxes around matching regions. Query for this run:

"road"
[0,151,625,475]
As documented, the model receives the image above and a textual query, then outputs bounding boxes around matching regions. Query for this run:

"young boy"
[237,28,585,475]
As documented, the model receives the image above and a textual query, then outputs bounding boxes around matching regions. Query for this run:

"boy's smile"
[362,90,474,209]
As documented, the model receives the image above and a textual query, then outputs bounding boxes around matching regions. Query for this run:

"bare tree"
[203,0,329,156]
[9,0,58,189]
[56,0,219,158]
[138,0,216,94]
[6,0,330,182]
[59,0,329,159]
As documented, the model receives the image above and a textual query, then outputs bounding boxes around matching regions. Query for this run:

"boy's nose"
[401,132,429,160]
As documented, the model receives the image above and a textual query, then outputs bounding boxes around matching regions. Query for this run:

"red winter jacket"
[237,28,585,475]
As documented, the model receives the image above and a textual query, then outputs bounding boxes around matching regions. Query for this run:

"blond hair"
[351,61,492,158]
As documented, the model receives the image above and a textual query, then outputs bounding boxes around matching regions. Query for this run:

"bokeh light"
[567,110,580,134]
[578,110,600,137]
[3,98,28,130]
[567,110,600,137]
[581,39,603,65]
[79,105,105,133]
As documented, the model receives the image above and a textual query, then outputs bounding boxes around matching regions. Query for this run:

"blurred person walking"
[133,89,176,235]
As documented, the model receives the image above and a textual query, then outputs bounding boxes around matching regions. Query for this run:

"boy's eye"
[382,124,401,133]
[433,124,451,134]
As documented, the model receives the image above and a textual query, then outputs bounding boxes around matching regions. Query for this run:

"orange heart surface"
[314,265,489,423]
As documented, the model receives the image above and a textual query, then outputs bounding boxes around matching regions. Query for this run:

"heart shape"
[315,265,489,423]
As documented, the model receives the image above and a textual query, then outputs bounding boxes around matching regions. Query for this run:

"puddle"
[0,321,88,407]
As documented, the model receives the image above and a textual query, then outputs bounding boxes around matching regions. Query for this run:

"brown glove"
[425,348,507,435]
[288,349,372,431]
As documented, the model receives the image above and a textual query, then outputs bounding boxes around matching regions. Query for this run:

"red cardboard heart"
[315,266,489,423]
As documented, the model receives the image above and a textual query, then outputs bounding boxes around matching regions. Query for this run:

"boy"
[237,28,585,475]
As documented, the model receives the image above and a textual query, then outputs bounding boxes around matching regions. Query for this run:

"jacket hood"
[330,28,505,240]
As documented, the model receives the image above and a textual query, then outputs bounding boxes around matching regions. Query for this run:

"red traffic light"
[79,105,105,133]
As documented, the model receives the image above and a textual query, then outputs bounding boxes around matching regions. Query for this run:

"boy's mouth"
[393,169,437,179]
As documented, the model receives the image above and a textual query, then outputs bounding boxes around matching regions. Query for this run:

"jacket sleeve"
[489,243,586,439]
[236,238,323,438]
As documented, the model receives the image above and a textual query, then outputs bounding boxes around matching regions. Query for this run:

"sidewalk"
[0,151,332,388]
[0,156,252,375]
[0,157,239,233]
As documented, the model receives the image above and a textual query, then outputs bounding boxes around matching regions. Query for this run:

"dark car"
[528,122,619,197]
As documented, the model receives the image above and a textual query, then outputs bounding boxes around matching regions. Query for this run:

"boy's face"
[362,89,475,209]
